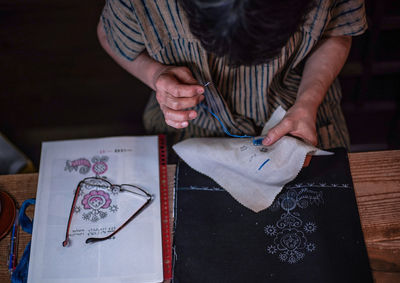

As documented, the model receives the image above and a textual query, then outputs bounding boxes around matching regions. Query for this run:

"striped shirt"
[101,0,367,149]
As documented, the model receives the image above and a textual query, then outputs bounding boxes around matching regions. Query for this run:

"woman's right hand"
[98,24,204,129]
[153,66,205,129]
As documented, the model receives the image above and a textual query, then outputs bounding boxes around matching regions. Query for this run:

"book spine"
[158,135,172,280]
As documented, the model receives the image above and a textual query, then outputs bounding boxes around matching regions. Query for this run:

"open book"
[28,136,169,283]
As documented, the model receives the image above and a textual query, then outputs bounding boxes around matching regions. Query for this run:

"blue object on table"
[8,208,19,272]
[11,198,35,283]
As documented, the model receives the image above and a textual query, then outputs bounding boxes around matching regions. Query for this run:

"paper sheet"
[173,107,332,212]
[28,136,163,283]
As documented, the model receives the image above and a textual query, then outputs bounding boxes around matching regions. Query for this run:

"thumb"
[262,120,292,146]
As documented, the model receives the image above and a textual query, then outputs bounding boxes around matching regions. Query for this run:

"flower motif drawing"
[284,250,305,264]
[82,213,90,221]
[304,222,317,233]
[92,161,108,176]
[264,187,323,264]
[306,243,316,252]
[75,186,118,222]
[65,155,111,176]
[287,256,297,264]
[91,156,109,176]
[279,253,288,262]
[109,205,118,213]
[275,230,307,251]
[267,245,277,254]
[82,190,111,210]
[264,225,277,236]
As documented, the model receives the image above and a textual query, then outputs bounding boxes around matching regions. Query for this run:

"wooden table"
[0,151,399,282]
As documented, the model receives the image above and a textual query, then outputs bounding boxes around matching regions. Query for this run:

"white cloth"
[173,107,332,212]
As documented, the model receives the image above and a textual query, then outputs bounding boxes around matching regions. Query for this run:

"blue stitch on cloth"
[11,198,35,283]
[258,158,270,170]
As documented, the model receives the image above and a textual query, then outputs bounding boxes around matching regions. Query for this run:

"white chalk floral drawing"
[264,186,323,264]
[264,183,351,263]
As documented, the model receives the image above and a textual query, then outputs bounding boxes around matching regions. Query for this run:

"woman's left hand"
[262,104,318,146]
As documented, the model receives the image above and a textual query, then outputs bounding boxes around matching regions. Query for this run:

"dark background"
[0,0,399,168]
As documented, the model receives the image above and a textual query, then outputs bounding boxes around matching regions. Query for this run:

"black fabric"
[173,148,372,283]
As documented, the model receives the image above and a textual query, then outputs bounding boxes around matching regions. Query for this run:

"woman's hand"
[97,27,204,129]
[262,36,352,147]
[153,66,204,129]
[262,103,318,146]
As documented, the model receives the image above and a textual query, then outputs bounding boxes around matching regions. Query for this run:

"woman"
[98,0,367,149]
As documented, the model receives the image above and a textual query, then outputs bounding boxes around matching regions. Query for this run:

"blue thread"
[201,82,254,140]
[201,82,268,147]
[200,83,271,165]
[200,103,253,139]
[11,198,35,283]
[258,158,270,170]
[253,138,264,146]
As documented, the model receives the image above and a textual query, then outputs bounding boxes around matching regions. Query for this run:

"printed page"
[28,136,163,283]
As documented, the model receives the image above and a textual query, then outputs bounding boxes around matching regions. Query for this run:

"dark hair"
[179,0,315,66]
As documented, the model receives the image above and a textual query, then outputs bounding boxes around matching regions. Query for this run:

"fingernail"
[197,88,204,94]
[181,121,188,127]
[189,112,197,119]
[262,137,271,145]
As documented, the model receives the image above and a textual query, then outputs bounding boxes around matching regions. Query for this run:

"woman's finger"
[262,119,294,146]
[165,119,189,129]
[164,94,204,110]
[161,106,197,123]
[156,73,203,98]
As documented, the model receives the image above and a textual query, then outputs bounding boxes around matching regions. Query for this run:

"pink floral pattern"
[82,190,112,210]
[92,161,108,176]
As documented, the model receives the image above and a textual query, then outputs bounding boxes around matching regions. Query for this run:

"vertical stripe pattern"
[102,0,367,149]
